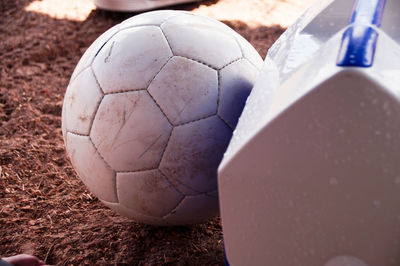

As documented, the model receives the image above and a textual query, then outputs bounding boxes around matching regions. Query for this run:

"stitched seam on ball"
[157,127,173,169]
[174,55,218,71]
[156,130,192,192]
[158,171,186,217]
[159,28,222,71]
[159,168,212,196]
[103,88,147,96]
[162,196,185,219]
[117,166,160,174]
[146,55,173,90]
[174,113,215,128]
[233,36,245,58]
[219,57,243,71]
[144,89,173,127]
[118,24,161,32]
[205,189,218,198]
[90,67,105,95]
[88,136,116,172]
[160,170,185,197]
[158,168,206,195]
[100,200,170,224]
[66,132,118,203]
[69,65,91,85]
[84,68,106,138]
[216,113,233,131]
[66,130,89,137]
[159,27,175,55]
[88,94,104,138]
[216,71,221,115]
[161,12,241,44]
[159,13,187,28]
[115,200,166,221]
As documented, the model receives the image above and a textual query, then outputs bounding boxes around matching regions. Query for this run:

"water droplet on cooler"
[329,177,338,185]
[373,200,381,207]
[309,248,316,255]
[324,255,367,266]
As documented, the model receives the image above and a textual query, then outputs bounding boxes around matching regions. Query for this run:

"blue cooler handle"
[337,0,386,67]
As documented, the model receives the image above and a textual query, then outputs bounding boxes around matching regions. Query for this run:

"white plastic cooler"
[219,0,400,265]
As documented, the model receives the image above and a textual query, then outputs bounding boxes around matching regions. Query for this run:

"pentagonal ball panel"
[160,116,232,195]
[164,195,219,225]
[70,24,120,82]
[65,133,117,203]
[63,68,104,135]
[219,59,260,129]
[117,170,183,217]
[90,91,172,172]
[148,56,218,126]
[161,14,242,69]
[92,26,172,94]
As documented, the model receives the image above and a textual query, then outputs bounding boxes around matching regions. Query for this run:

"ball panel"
[119,10,183,29]
[160,116,232,195]
[219,59,260,129]
[148,56,218,126]
[66,132,117,203]
[62,87,68,144]
[164,194,219,225]
[236,34,264,70]
[116,170,184,217]
[206,189,218,198]
[63,68,103,135]
[70,24,120,83]
[101,200,172,226]
[90,91,172,172]
[161,14,242,69]
[92,26,173,94]
[63,10,264,225]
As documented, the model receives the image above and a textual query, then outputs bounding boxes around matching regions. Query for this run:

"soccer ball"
[62,10,263,226]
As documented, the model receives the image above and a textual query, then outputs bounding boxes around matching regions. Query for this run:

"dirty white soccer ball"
[62,10,263,226]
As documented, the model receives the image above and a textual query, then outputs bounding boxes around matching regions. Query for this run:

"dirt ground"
[1,0,314,264]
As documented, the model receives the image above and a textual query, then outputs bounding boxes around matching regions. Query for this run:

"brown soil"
[0,0,312,264]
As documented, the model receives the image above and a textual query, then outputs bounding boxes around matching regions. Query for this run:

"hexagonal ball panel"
[91,91,172,172]
[236,34,264,69]
[116,170,183,217]
[62,91,68,144]
[219,59,260,129]
[92,26,172,94]
[160,116,232,195]
[63,68,103,136]
[66,133,117,203]
[70,24,120,82]
[119,10,182,29]
[101,200,173,226]
[161,13,242,69]
[148,56,218,126]
[164,194,219,225]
